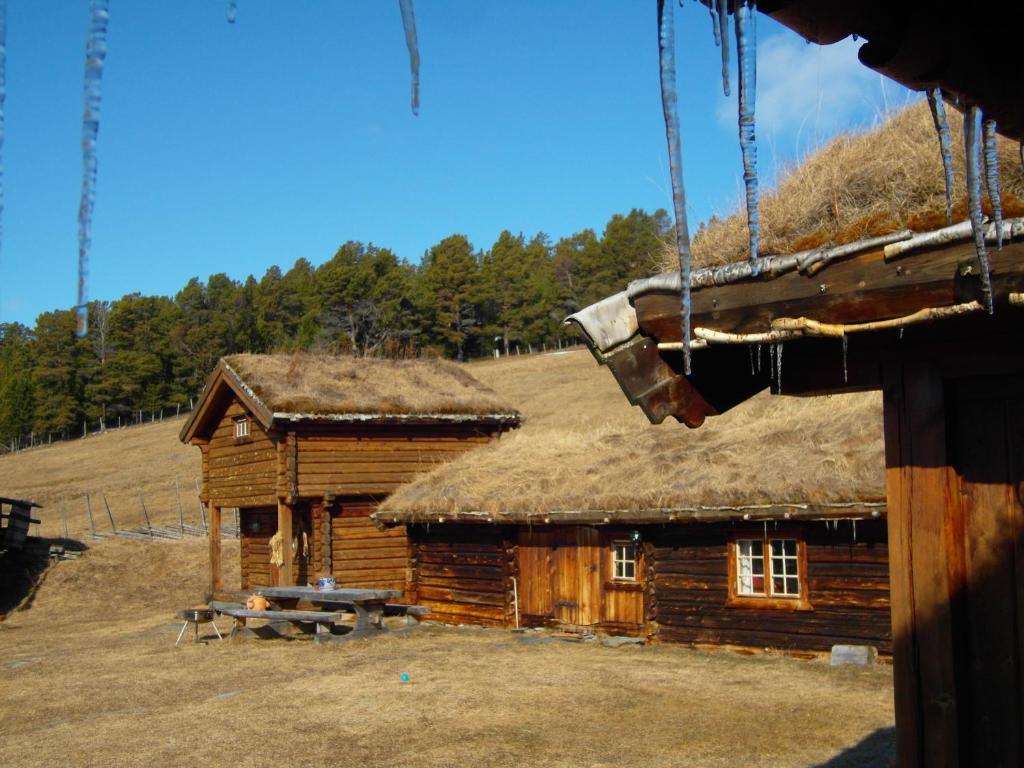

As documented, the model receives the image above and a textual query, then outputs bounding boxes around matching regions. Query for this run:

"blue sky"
[0,1,914,326]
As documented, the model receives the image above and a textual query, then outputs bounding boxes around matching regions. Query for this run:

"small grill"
[175,608,223,646]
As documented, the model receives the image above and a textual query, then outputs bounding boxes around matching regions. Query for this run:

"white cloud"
[715,33,914,160]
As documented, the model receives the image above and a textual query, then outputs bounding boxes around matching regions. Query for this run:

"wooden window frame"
[233,416,251,442]
[726,530,812,611]
[610,540,639,583]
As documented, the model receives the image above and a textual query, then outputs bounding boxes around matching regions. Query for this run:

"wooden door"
[518,527,601,627]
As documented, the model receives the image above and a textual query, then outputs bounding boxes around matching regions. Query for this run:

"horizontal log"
[210,495,278,508]
[417,552,506,567]
[417,586,507,607]
[417,576,508,594]
[333,546,409,562]
[651,560,728,577]
[417,540,506,554]
[417,563,505,580]
[299,482,401,495]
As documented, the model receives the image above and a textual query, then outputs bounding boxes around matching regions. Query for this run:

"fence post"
[175,477,185,537]
[60,496,69,539]
[138,491,153,537]
[102,492,117,533]
[194,477,208,533]
[84,494,96,539]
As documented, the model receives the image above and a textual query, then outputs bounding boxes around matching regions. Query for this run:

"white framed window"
[612,541,637,581]
[234,416,250,439]
[730,535,808,608]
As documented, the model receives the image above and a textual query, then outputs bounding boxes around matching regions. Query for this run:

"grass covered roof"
[222,353,519,418]
[376,350,884,522]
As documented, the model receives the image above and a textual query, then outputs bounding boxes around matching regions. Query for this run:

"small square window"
[612,542,637,581]
[234,417,250,439]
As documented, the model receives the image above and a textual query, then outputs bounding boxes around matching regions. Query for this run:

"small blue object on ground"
[400,673,410,683]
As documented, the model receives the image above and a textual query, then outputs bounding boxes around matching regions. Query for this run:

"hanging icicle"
[0,0,6,260]
[398,0,420,116]
[708,0,721,47]
[716,0,729,97]
[734,1,759,264]
[926,88,955,226]
[982,118,1003,249]
[77,0,111,338]
[963,106,994,314]
[657,0,694,375]
[226,1,237,24]
[841,334,848,384]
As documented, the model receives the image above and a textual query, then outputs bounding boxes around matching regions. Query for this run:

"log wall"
[408,524,516,626]
[294,427,493,498]
[648,520,891,653]
[207,401,278,508]
[240,506,277,589]
[329,500,409,594]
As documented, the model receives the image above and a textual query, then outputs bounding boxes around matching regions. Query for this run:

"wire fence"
[2,400,197,455]
[48,479,239,543]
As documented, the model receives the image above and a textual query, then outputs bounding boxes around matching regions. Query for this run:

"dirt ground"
[0,536,895,768]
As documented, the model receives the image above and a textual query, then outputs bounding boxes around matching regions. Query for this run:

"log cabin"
[561,102,1024,765]
[373,362,892,655]
[179,354,519,597]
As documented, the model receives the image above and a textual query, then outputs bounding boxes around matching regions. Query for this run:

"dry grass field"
[1,350,894,767]
[1,536,895,768]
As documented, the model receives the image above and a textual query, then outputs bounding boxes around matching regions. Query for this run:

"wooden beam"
[278,501,293,586]
[209,505,223,596]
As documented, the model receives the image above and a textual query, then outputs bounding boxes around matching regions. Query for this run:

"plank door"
[518,527,601,627]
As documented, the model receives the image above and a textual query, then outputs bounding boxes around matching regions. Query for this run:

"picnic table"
[219,586,420,644]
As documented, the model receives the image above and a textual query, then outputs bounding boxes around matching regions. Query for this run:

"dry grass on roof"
[380,349,884,518]
[666,100,1024,271]
[223,353,517,417]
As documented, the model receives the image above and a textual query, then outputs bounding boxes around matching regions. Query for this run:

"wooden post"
[84,494,96,539]
[60,497,69,539]
[209,504,222,595]
[138,491,153,537]
[175,478,184,537]
[882,360,1024,767]
[194,478,207,533]
[278,500,294,586]
[102,492,116,533]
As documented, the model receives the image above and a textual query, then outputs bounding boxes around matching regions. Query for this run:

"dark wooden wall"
[648,520,891,653]
[407,524,516,626]
[206,401,278,508]
[328,500,409,594]
[295,427,493,498]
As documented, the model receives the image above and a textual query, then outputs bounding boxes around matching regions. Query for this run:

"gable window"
[612,541,637,581]
[233,416,250,440]
[729,533,810,610]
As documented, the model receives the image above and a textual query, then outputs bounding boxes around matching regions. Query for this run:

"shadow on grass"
[0,537,90,617]
[811,727,896,768]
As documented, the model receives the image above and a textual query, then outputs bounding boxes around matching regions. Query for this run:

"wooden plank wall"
[649,520,891,653]
[295,428,492,498]
[239,507,277,588]
[207,401,278,508]
[408,524,515,627]
[330,501,409,594]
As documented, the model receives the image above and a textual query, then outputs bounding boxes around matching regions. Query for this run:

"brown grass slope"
[0,418,200,540]
[225,353,517,416]
[679,100,1024,270]
[0,535,894,768]
[382,350,884,518]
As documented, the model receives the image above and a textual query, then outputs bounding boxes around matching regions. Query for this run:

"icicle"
[748,345,755,376]
[982,118,1003,249]
[926,88,955,226]
[708,0,721,48]
[657,0,694,374]
[841,334,848,384]
[716,0,729,97]
[225,1,237,24]
[755,343,762,372]
[398,0,420,116]
[0,0,6,260]
[963,105,994,314]
[734,1,759,264]
[77,0,110,337]
[852,519,857,543]
[776,342,783,392]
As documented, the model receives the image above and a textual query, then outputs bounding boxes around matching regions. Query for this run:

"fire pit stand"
[175,609,223,646]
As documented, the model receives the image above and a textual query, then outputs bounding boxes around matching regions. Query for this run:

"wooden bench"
[220,608,345,639]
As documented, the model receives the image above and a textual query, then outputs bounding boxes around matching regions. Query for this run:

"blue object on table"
[317,576,336,591]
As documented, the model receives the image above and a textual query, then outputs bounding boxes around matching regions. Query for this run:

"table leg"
[211,621,224,641]
[175,621,190,647]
